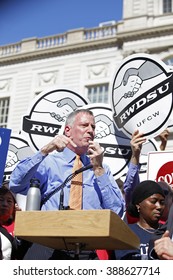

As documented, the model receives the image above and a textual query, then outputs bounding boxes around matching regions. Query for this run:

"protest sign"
[147,151,173,187]
[4,134,35,210]
[82,103,159,179]
[111,53,173,139]
[21,87,89,151]
[0,127,11,185]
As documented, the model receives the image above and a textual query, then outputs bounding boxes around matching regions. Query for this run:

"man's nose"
[88,124,94,132]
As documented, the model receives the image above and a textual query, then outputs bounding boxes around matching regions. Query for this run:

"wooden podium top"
[15,210,140,251]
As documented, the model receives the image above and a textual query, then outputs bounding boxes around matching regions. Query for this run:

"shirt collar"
[63,147,90,166]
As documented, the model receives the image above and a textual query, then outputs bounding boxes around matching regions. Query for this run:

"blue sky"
[0,0,123,46]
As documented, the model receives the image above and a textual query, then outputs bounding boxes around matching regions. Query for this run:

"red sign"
[156,161,173,185]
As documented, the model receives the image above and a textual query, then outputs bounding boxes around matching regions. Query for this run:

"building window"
[0,97,10,128]
[163,0,172,13]
[87,84,109,103]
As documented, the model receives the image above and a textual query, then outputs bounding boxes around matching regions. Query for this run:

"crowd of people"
[0,108,173,260]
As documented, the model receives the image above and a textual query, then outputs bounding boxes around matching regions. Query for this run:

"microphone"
[40,164,93,209]
[74,164,93,175]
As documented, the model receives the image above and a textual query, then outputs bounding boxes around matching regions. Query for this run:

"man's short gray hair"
[65,109,94,127]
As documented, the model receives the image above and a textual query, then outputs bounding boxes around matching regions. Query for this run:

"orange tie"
[69,155,83,210]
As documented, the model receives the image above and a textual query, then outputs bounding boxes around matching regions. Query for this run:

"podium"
[14,210,140,251]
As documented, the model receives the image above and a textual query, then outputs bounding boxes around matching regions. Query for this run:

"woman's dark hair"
[127,180,165,218]
[0,184,16,226]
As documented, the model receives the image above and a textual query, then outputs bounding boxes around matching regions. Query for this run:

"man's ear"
[64,125,71,137]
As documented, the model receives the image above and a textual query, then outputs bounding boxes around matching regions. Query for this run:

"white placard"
[111,53,173,139]
[147,151,173,186]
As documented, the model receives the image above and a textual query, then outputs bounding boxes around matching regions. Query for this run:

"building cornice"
[117,24,173,41]
[0,38,118,66]
[0,25,118,66]
[0,21,173,66]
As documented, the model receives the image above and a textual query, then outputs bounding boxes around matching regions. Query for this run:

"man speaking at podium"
[9,109,125,259]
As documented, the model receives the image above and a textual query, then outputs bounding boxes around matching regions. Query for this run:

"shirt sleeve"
[95,165,125,217]
[123,162,140,206]
[9,151,47,195]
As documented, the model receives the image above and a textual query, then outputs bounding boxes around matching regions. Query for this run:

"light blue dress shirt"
[9,147,125,217]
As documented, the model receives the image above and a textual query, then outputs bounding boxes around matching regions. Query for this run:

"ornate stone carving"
[0,79,11,91]
[87,64,108,79]
[37,71,58,87]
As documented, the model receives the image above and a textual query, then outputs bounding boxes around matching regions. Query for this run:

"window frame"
[0,97,10,128]
[86,83,109,104]
[163,0,172,13]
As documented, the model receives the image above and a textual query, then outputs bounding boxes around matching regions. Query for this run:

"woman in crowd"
[0,181,31,260]
[0,184,18,260]
[115,180,165,260]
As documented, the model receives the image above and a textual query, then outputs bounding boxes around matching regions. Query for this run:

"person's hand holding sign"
[158,128,170,151]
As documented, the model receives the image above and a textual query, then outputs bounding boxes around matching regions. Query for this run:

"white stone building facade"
[0,0,173,147]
